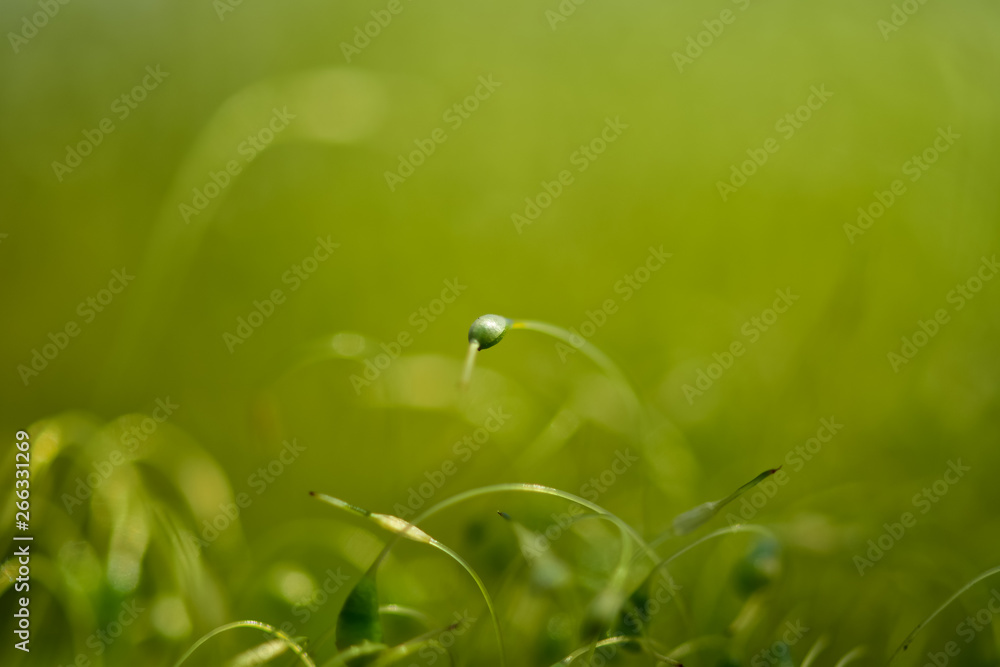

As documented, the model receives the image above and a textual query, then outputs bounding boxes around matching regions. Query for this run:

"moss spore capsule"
[468,314,512,351]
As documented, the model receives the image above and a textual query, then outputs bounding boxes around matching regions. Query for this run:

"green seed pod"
[468,314,512,351]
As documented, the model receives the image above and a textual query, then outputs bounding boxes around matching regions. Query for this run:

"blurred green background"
[2,0,999,665]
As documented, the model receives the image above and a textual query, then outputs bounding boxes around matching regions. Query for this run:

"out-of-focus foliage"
[2,0,999,665]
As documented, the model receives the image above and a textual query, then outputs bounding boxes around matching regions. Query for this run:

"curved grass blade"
[355,483,666,664]
[834,646,867,667]
[378,604,434,629]
[319,641,388,667]
[368,619,465,667]
[799,636,829,667]
[173,620,315,667]
[226,637,302,667]
[310,492,505,666]
[617,524,776,642]
[887,564,1000,664]
[551,634,681,666]
[496,512,572,590]
[667,467,780,538]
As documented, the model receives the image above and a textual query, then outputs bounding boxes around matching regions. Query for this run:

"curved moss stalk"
[363,484,670,659]
[310,492,506,667]
[462,315,642,433]
[665,468,781,539]
[799,636,829,667]
[368,621,462,667]
[513,320,642,422]
[416,484,655,560]
[320,641,388,667]
[369,640,449,667]
[173,620,315,667]
[227,638,297,667]
[552,634,681,666]
[667,635,729,661]
[833,646,867,667]
[410,484,675,640]
[615,524,774,643]
[648,524,775,579]
[887,564,1000,664]
[378,604,434,629]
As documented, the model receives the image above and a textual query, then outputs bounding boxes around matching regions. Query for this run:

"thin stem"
[459,340,480,389]
[405,484,672,640]
[634,524,775,606]
[799,636,829,667]
[426,540,504,666]
[173,620,315,667]
[319,641,388,667]
[512,320,643,429]
[552,635,681,666]
[311,492,505,667]
[366,485,666,662]
[378,604,434,629]
[410,483,658,566]
[834,646,867,667]
[887,564,1000,664]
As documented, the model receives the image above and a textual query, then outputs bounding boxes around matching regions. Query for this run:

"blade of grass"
[834,646,867,667]
[319,641,388,667]
[887,564,1000,664]
[664,468,781,539]
[551,634,681,666]
[173,620,315,667]
[310,492,506,667]
[800,636,829,667]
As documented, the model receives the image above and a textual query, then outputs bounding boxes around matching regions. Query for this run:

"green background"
[2,0,999,665]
